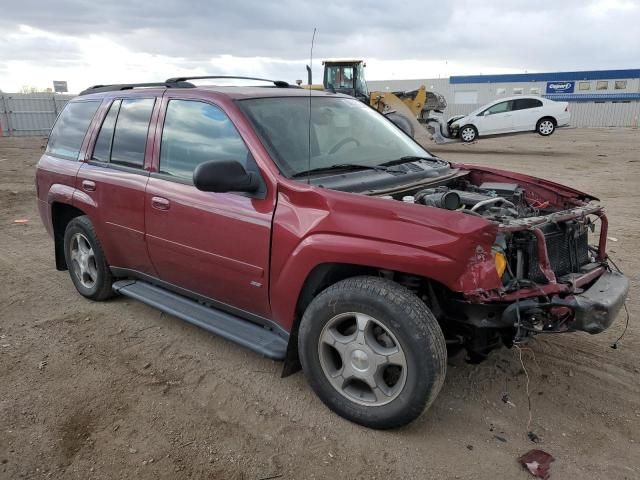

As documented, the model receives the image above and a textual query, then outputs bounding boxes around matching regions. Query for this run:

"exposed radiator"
[514,221,590,283]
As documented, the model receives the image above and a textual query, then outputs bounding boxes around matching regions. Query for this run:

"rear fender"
[46,185,99,270]
[46,183,79,241]
[39,183,77,237]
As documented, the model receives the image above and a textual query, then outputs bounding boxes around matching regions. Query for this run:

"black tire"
[536,117,556,136]
[63,215,114,301]
[386,112,415,138]
[459,124,478,142]
[298,276,447,429]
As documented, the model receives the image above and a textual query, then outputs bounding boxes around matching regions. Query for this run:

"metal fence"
[2,87,639,136]
[0,93,74,137]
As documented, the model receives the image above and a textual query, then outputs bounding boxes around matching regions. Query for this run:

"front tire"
[63,215,114,301]
[536,117,556,136]
[459,124,478,142]
[298,276,447,429]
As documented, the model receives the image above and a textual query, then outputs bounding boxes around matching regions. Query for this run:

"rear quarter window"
[46,101,101,160]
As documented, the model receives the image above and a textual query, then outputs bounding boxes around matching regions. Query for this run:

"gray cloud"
[1,0,639,89]
[0,33,83,63]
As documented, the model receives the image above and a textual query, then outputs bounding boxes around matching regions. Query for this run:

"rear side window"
[110,98,155,168]
[513,98,543,110]
[159,100,249,181]
[46,101,100,160]
[92,100,121,162]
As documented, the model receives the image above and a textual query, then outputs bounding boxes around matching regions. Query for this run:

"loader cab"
[323,60,369,102]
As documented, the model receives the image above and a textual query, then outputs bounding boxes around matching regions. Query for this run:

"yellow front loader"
[304,59,456,144]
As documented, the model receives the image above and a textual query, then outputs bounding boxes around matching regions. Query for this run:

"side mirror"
[193,160,260,193]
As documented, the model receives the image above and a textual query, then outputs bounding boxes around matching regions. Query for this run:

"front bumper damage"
[449,207,629,354]
[502,271,629,334]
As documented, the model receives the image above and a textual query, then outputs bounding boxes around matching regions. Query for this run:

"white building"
[369,69,640,128]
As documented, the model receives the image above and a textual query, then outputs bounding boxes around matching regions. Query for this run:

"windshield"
[326,66,354,90]
[238,97,431,177]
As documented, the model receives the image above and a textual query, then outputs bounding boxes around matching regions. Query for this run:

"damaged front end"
[426,166,629,359]
[460,206,628,345]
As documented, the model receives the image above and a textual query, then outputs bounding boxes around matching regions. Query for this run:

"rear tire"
[536,117,556,136]
[63,215,114,301]
[459,124,478,142]
[298,276,447,429]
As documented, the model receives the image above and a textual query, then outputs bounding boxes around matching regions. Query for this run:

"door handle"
[81,180,96,192]
[151,196,170,210]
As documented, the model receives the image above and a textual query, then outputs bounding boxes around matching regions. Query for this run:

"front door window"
[159,100,249,181]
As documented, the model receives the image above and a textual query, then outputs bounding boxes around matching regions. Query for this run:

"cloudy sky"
[0,0,639,92]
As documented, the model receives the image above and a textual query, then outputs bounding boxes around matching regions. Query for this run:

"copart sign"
[546,81,575,94]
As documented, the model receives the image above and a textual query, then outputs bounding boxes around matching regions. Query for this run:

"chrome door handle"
[151,196,170,210]
[82,180,96,192]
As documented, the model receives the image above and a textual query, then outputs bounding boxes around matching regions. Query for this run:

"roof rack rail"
[79,81,195,96]
[164,75,292,88]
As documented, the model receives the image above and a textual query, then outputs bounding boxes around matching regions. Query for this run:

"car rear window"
[46,101,101,160]
[110,98,155,168]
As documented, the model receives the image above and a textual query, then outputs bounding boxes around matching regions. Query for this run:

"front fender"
[269,183,503,331]
[270,232,502,331]
[270,233,456,331]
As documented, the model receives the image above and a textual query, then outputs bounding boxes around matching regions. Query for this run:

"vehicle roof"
[488,95,547,102]
[323,59,365,64]
[77,84,345,101]
[197,85,344,99]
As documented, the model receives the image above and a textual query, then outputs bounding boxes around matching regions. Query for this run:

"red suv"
[36,76,628,429]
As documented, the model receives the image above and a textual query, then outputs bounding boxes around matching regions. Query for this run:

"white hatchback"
[449,96,570,142]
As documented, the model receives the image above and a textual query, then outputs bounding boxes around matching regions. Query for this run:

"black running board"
[112,280,287,360]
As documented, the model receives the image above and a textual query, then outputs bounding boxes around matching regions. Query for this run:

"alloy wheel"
[539,120,554,135]
[461,127,476,142]
[69,232,98,289]
[317,312,407,406]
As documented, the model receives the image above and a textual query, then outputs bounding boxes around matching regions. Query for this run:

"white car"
[448,96,570,142]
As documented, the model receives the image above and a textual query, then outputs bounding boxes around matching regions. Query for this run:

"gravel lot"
[1,128,638,479]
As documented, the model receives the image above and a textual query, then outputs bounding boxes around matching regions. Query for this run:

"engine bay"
[377,177,602,290]
[379,180,557,222]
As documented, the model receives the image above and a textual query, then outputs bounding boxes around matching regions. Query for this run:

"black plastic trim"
[86,160,150,177]
[109,267,287,338]
[79,81,195,96]
[165,75,291,88]
[112,279,287,360]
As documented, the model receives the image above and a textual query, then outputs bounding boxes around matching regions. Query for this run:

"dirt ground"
[1,128,638,480]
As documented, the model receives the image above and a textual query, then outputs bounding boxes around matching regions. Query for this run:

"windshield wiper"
[377,155,444,167]
[291,163,390,178]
